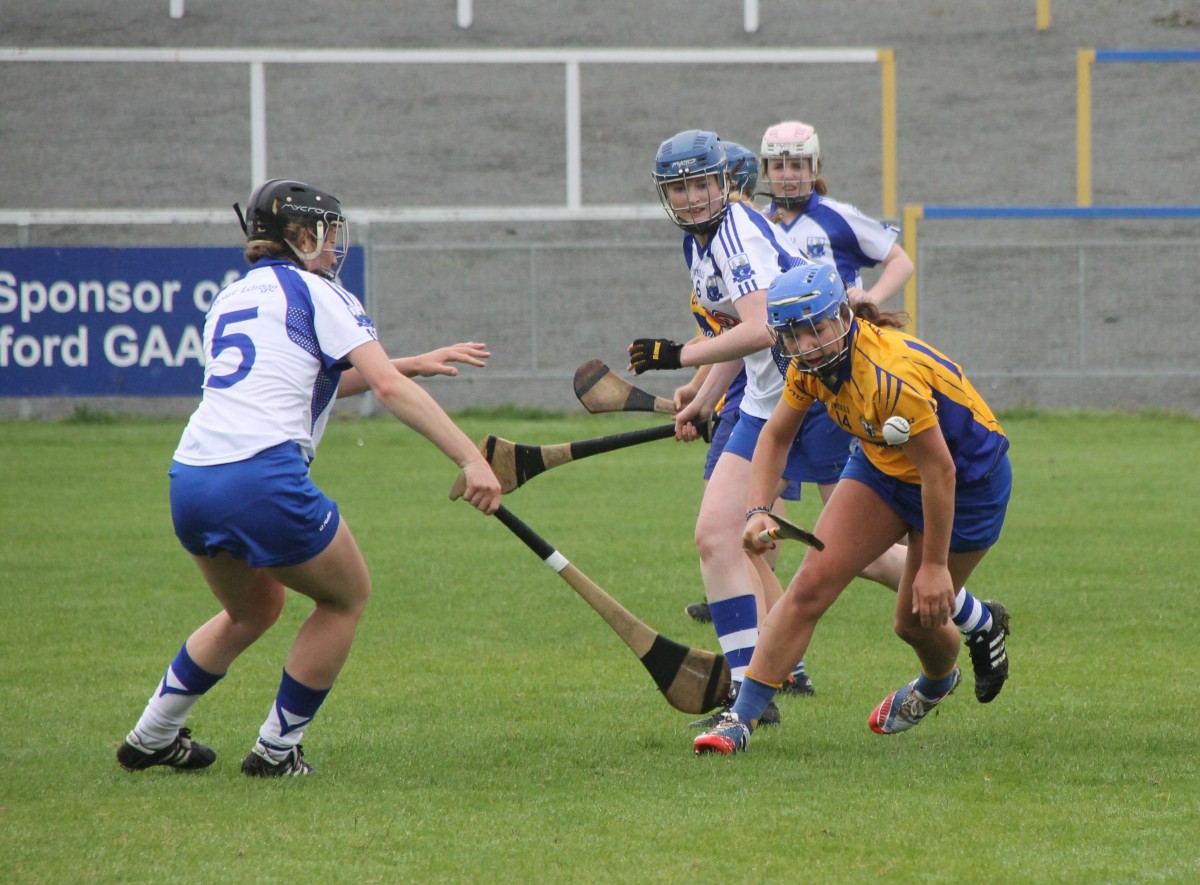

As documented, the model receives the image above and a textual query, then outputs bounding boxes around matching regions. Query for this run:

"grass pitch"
[2,408,1198,883]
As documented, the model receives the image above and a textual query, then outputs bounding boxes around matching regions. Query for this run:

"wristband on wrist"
[745,506,772,521]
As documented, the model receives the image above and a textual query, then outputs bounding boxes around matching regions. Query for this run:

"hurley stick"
[489,504,730,714]
[574,359,675,415]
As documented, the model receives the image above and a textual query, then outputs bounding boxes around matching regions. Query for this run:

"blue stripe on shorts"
[169,440,341,567]
[722,407,851,486]
[839,447,1012,552]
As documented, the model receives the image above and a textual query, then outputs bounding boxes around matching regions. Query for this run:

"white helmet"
[759,121,821,210]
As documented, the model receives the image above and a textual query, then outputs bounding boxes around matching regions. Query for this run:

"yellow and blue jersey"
[781,319,1008,485]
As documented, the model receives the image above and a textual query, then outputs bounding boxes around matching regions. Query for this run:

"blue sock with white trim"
[256,670,330,759]
[707,594,759,685]
[130,642,224,748]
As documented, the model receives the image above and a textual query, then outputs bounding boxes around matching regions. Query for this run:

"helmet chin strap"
[285,220,327,264]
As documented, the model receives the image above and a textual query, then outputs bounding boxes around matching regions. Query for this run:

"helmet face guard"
[759,121,821,211]
[652,130,729,236]
[236,179,350,280]
[766,264,851,381]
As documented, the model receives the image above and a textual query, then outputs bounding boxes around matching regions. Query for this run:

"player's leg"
[757,477,908,686]
[818,478,1005,657]
[869,453,1012,731]
[117,555,286,772]
[869,541,987,734]
[696,476,905,750]
[687,449,786,728]
[694,450,761,684]
[241,518,372,777]
[818,480,907,588]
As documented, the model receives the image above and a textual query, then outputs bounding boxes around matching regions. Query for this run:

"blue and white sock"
[952,588,993,636]
[707,594,758,684]
[129,642,223,749]
[256,670,330,759]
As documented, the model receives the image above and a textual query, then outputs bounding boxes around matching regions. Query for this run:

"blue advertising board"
[0,247,365,396]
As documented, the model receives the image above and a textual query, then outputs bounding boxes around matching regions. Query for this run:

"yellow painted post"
[879,49,897,219]
[1077,49,1095,207]
[1036,0,1051,30]
[902,204,923,333]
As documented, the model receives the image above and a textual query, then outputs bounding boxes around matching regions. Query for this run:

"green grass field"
[2,408,1198,883]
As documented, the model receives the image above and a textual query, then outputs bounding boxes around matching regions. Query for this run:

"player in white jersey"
[115,179,501,778]
[672,144,808,698]
[629,130,849,726]
[759,120,913,309]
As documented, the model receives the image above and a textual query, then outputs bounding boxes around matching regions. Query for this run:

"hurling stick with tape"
[574,359,675,415]
[758,513,825,550]
[452,420,710,496]
[492,505,730,714]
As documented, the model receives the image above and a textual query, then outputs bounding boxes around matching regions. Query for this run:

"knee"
[892,616,943,648]
[230,587,286,639]
[320,577,372,618]
[893,618,919,644]
[694,512,737,564]
[784,574,834,623]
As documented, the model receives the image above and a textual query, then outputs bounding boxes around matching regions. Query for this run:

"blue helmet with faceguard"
[652,130,729,236]
[721,141,758,198]
[766,263,853,380]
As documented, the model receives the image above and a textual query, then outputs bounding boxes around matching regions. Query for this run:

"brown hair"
[854,302,909,330]
[242,221,309,266]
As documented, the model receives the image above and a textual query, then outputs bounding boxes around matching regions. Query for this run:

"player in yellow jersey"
[694,264,1012,755]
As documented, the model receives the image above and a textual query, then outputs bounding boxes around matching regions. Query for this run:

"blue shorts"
[839,447,1012,552]
[722,406,852,488]
[705,406,801,500]
[169,441,341,568]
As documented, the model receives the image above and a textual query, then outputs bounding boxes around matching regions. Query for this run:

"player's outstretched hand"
[628,338,683,375]
[404,342,491,377]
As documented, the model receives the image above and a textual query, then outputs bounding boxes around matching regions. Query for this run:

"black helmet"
[235,179,344,242]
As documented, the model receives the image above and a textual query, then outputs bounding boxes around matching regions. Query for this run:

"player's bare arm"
[347,340,501,513]
[743,399,806,553]
[900,422,958,627]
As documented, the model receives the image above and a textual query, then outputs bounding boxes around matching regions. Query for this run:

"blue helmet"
[722,141,758,198]
[652,130,729,236]
[766,264,852,379]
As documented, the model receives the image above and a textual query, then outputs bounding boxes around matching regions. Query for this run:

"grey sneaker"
[966,600,1010,703]
[241,741,314,777]
[869,669,961,735]
[693,711,751,756]
[117,728,215,772]
[685,601,712,623]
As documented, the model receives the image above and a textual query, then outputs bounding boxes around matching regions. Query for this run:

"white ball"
[882,416,911,446]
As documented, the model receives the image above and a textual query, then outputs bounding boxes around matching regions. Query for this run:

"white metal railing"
[0,46,894,227]
[450,1,762,32]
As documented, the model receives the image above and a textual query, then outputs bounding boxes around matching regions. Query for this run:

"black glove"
[628,338,683,375]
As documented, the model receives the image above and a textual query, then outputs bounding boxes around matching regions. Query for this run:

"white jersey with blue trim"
[684,201,809,419]
[174,259,377,466]
[771,193,898,289]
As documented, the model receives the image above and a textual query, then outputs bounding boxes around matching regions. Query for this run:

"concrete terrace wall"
[2,0,1198,417]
